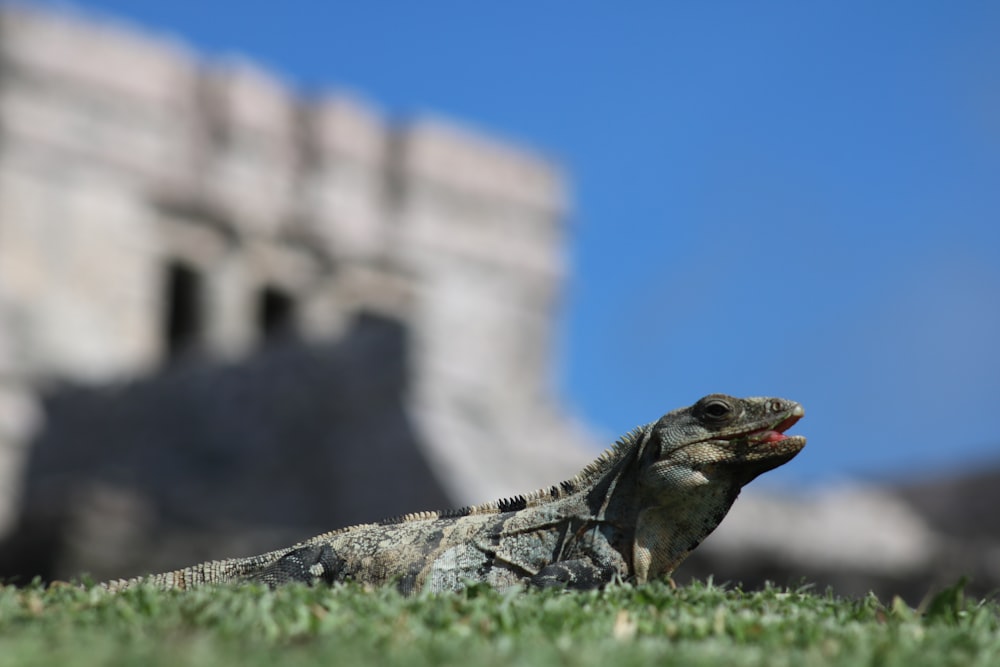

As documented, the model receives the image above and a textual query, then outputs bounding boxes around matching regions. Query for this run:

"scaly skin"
[102,394,805,594]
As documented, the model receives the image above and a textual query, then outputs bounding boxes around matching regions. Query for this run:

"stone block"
[394,117,569,212]
[308,94,387,164]
[0,7,201,193]
[198,68,298,236]
[206,60,299,141]
[0,5,196,108]
[294,94,389,259]
[0,168,162,381]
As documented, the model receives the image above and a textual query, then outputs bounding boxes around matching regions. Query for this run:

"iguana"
[101,394,805,594]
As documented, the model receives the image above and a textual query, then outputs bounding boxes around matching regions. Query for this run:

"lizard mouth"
[732,410,807,478]
[743,412,804,447]
[710,410,806,485]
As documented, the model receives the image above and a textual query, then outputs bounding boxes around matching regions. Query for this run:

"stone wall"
[0,3,594,560]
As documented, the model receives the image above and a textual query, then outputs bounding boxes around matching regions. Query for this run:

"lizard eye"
[698,396,735,423]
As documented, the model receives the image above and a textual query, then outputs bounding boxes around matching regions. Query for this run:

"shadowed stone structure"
[0,5,592,581]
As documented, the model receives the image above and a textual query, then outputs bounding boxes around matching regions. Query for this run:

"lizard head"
[627,394,805,583]
[640,394,806,493]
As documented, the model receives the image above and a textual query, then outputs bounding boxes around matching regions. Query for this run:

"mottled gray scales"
[101,395,806,594]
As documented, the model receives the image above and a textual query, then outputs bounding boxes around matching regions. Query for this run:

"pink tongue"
[760,431,787,443]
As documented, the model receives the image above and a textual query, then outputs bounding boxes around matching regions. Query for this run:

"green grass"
[0,580,997,667]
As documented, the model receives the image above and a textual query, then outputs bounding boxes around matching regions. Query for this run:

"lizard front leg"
[525,522,627,590]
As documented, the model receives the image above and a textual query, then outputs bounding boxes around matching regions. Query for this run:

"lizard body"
[101,394,805,594]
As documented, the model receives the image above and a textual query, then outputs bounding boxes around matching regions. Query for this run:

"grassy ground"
[0,579,997,667]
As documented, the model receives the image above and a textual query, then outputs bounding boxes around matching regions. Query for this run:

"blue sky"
[22,1,1000,486]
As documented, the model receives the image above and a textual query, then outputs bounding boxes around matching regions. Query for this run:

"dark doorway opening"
[258,285,296,342]
[164,261,203,360]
